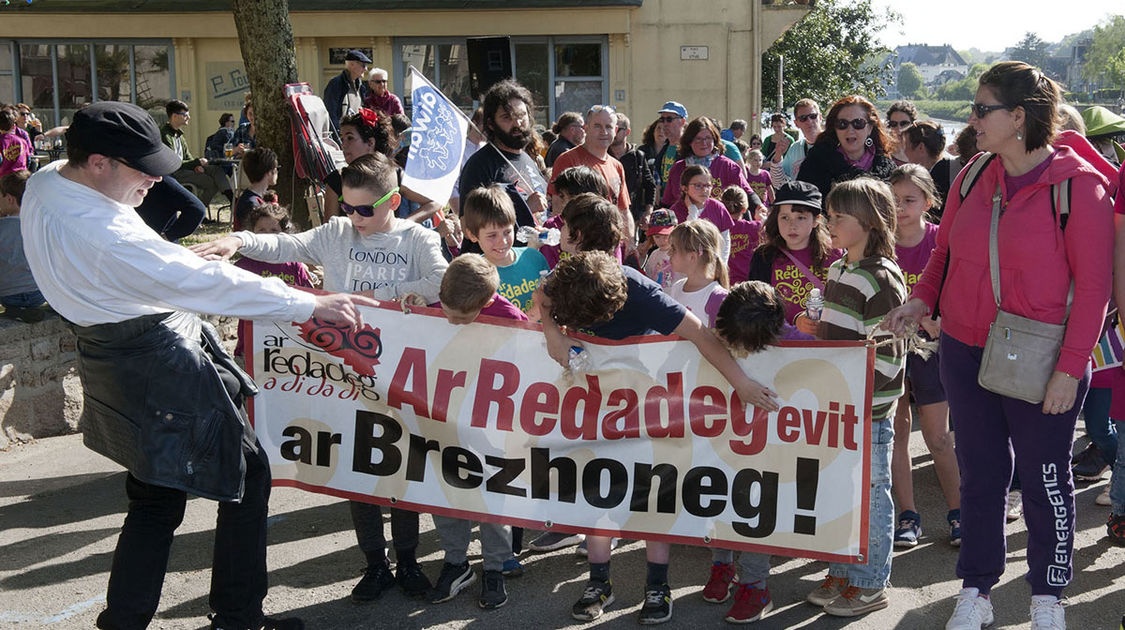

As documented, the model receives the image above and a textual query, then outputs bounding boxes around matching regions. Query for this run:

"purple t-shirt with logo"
[894,222,939,294]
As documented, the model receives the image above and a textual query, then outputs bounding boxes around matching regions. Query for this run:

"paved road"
[1,432,1122,629]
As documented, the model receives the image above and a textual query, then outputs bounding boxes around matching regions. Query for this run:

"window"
[394,36,607,126]
[1,39,174,128]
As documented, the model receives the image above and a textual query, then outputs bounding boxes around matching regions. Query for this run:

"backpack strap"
[958,152,996,203]
[1051,177,1071,231]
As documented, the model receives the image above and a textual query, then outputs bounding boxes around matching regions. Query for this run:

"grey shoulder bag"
[977,183,1071,404]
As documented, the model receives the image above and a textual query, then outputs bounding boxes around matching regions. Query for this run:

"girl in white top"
[667,219,730,327]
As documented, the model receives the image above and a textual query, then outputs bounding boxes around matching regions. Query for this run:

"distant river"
[932,117,967,140]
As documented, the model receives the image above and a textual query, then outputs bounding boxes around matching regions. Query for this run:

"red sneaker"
[724,583,773,624]
[702,562,738,603]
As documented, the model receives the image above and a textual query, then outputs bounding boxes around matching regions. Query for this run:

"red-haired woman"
[797,96,896,197]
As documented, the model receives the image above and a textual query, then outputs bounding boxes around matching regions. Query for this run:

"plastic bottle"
[568,346,591,372]
[516,226,561,246]
[805,288,824,322]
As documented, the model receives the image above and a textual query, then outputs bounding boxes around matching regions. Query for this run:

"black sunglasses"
[658,116,681,123]
[835,118,869,131]
[340,187,399,217]
[885,120,913,129]
[797,112,819,123]
[970,102,1012,118]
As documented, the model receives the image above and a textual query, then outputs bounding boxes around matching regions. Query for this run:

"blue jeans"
[1,289,45,309]
[828,418,894,590]
[1112,420,1125,515]
[1081,387,1118,466]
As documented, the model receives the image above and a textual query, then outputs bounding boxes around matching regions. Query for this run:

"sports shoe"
[1006,490,1023,522]
[396,562,432,598]
[1029,595,1065,629]
[945,587,994,629]
[894,510,922,547]
[1072,443,1110,481]
[350,562,395,603]
[529,531,583,552]
[428,561,475,604]
[638,583,673,625]
[948,509,963,547]
[702,562,738,603]
[1096,486,1112,506]
[501,556,524,577]
[571,578,615,621]
[806,574,849,607]
[724,583,773,623]
[1107,513,1125,545]
[823,586,889,617]
[575,537,619,556]
[478,570,508,609]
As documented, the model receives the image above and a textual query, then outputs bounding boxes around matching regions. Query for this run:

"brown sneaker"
[806,574,849,607]
[822,586,889,617]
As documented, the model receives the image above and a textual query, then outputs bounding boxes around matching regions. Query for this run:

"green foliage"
[1084,15,1125,88]
[761,0,897,111]
[897,62,926,99]
[1010,31,1049,70]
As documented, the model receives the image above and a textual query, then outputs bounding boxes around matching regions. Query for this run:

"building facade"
[0,0,809,151]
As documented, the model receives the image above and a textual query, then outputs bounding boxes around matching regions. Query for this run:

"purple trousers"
[940,334,1087,597]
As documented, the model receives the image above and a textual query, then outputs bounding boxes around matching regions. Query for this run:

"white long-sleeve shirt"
[21,161,316,327]
[236,216,447,303]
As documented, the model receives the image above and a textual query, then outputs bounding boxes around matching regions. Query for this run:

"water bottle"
[568,346,591,372]
[516,226,561,246]
[805,288,824,322]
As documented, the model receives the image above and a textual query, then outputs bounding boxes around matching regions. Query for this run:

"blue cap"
[658,101,688,119]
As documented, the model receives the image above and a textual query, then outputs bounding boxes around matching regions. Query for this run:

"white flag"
[401,67,471,208]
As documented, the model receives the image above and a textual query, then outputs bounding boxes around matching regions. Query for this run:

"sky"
[870,0,1122,52]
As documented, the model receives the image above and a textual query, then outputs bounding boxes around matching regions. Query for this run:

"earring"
[865,137,873,147]
[1016,129,1024,141]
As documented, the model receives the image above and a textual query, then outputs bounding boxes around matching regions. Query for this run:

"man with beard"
[457,80,548,254]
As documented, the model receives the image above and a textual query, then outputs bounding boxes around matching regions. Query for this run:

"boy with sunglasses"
[194,151,448,605]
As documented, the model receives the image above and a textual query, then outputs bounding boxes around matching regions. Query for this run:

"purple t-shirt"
[728,218,763,284]
[768,246,841,324]
[233,258,314,354]
[669,197,735,232]
[745,170,773,206]
[479,293,530,321]
[894,222,939,294]
[1003,152,1054,198]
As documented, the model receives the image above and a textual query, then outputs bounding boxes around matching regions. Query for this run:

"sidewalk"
[1,432,1122,629]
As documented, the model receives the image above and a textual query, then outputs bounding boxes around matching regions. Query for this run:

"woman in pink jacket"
[661,117,751,207]
[886,62,1115,630]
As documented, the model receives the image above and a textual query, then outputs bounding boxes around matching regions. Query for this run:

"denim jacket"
[69,313,258,501]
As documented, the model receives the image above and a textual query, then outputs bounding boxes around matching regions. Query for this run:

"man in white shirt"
[21,101,375,630]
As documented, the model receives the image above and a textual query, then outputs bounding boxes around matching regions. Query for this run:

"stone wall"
[0,313,239,450]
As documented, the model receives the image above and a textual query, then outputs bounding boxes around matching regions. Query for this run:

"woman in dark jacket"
[798,95,896,196]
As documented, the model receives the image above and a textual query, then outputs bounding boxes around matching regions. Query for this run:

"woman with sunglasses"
[797,96,896,197]
[660,117,753,209]
[884,61,1117,630]
[323,108,441,222]
[886,100,918,165]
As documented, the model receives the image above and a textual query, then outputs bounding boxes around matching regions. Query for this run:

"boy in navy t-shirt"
[536,193,779,625]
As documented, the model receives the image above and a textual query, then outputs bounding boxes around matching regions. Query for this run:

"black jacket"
[796,142,896,197]
[70,313,258,501]
[616,143,656,220]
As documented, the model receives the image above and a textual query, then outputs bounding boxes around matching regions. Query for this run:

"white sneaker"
[945,588,994,629]
[1030,595,1066,630]
[1006,490,1023,522]
[1096,486,1112,506]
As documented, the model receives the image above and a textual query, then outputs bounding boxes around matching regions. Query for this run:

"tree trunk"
[229,0,311,227]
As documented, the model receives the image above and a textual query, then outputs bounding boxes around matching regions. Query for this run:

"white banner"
[401,67,471,206]
[247,303,874,563]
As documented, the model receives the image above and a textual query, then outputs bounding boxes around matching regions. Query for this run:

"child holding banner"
[537,193,779,625]
[702,280,814,623]
[461,185,548,316]
[809,178,906,617]
[191,152,448,606]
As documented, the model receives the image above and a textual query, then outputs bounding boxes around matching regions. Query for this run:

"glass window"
[0,42,11,72]
[134,45,172,120]
[94,44,132,103]
[515,42,549,126]
[0,77,12,106]
[554,80,603,119]
[554,43,600,77]
[402,44,435,84]
[58,44,92,126]
[20,44,56,126]
[438,43,472,109]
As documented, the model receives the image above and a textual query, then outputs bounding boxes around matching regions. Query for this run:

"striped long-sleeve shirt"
[819,255,907,422]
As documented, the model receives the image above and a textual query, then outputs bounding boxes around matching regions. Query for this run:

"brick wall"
[0,313,239,450]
